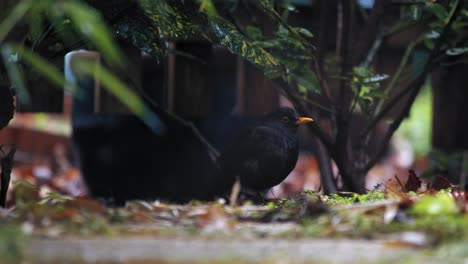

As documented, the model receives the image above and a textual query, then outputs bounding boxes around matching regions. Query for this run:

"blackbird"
[216,107,313,197]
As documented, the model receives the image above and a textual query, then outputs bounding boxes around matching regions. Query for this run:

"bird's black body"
[217,107,311,194]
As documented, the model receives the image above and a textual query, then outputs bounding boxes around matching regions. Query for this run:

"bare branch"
[274,78,334,149]
[314,0,333,102]
[361,32,384,67]
[352,0,389,66]
[364,0,463,171]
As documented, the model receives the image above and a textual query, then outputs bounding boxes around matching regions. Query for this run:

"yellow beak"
[295,117,314,125]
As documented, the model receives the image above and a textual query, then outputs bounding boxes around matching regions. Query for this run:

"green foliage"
[53,0,124,66]
[255,0,314,50]
[73,59,164,133]
[2,44,74,101]
[272,197,304,209]
[411,193,459,216]
[206,15,282,78]
[252,23,318,92]
[351,66,388,115]
[199,0,217,17]
[323,190,385,205]
[424,0,468,57]
[13,179,39,209]
[0,224,25,264]
[0,0,31,43]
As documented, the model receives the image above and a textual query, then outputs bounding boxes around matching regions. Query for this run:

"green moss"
[0,223,26,263]
[322,190,385,205]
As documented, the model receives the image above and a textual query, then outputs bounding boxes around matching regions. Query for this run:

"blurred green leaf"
[412,193,458,216]
[3,44,75,94]
[296,27,314,38]
[1,47,29,103]
[199,0,217,17]
[446,47,468,55]
[290,65,320,94]
[0,224,25,264]
[13,179,38,209]
[0,0,33,43]
[0,0,31,43]
[410,5,422,20]
[53,0,123,66]
[74,59,166,134]
[246,26,263,41]
[429,3,448,21]
[38,191,73,205]
[255,0,314,49]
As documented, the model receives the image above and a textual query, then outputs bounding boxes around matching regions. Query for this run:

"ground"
[1,174,468,263]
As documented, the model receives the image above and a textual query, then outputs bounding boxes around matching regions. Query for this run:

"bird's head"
[265,107,314,131]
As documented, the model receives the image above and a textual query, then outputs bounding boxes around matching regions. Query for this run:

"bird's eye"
[281,117,290,123]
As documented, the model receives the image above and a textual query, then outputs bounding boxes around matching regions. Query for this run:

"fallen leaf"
[405,170,421,192]
[196,204,234,232]
[430,175,453,191]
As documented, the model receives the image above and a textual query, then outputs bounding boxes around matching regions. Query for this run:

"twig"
[362,32,384,67]
[391,0,437,5]
[335,2,343,59]
[313,61,333,105]
[170,50,208,65]
[315,139,338,194]
[377,39,419,110]
[132,76,220,160]
[360,38,420,139]
[241,0,260,28]
[360,75,418,140]
[393,174,406,192]
[352,0,388,66]
[460,151,468,191]
[299,95,335,114]
[0,145,16,208]
[364,0,462,172]
[314,0,333,102]
[337,0,354,115]
[273,78,333,149]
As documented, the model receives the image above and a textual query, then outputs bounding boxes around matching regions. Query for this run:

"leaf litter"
[0,170,467,255]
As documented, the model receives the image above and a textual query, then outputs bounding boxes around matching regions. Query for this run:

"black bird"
[216,107,313,198]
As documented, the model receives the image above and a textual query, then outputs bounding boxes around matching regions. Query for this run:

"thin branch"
[301,96,335,114]
[224,6,247,37]
[337,0,354,116]
[0,145,15,208]
[314,0,333,102]
[361,32,384,67]
[241,0,260,28]
[391,0,438,4]
[364,0,462,172]
[360,76,416,139]
[274,78,333,149]
[352,0,388,66]
[130,73,221,160]
[171,50,208,65]
[313,61,333,104]
[360,37,420,138]
[335,2,343,59]
[314,139,338,194]
[363,76,426,172]
[377,39,419,110]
